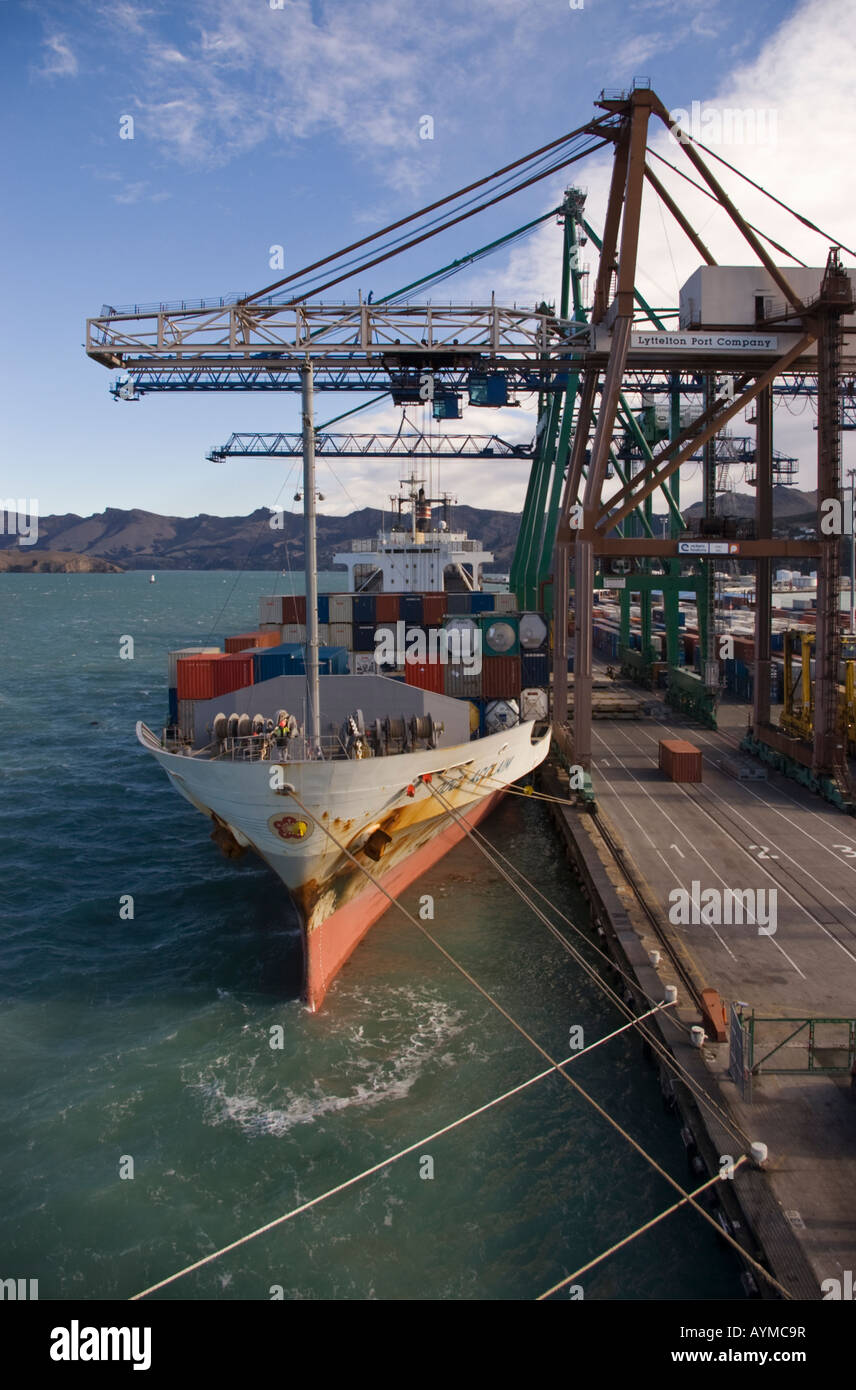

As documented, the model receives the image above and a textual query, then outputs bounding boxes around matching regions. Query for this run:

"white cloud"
[436,0,856,509]
[112,180,171,205]
[152,46,189,65]
[36,34,78,79]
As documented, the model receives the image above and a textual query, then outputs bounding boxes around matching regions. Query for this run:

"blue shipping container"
[168,687,178,723]
[317,594,330,624]
[352,594,376,624]
[253,643,350,681]
[521,652,549,687]
[470,593,494,614]
[445,593,471,615]
[401,595,424,624]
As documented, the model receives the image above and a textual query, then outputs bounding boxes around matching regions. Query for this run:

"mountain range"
[0,487,820,573]
[0,505,523,571]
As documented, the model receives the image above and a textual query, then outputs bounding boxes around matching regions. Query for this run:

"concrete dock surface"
[552,677,856,1297]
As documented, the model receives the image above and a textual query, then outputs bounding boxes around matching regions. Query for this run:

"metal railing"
[212,733,354,762]
[748,1013,856,1076]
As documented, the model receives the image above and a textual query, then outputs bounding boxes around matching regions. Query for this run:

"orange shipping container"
[481,655,521,699]
[282,595,307,624]
[224,628,282,653]
[421,593,447,626]
[404,659,445,694]
[176,654,225,701]
[375,593,400,622]
[658,738,702,783]
[211,653,254,698]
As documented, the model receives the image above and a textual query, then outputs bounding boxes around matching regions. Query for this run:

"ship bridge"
[333,530,493,594]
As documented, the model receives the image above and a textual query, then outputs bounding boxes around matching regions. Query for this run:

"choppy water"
[0,572,744,1300]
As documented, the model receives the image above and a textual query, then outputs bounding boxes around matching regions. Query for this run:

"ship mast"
[301,359,322,758]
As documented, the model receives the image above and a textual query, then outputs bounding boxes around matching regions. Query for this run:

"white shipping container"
[283,624,306,643]
[484,698,519,733]
[329,622,352,647]
[316,624,329,645]
[520,687,549,721]
[519,612,548,650]
[329,594,353,623]
[177,699,197,740]
[258,596,284,625]
[168,646,220,687]
[494,592,517,613]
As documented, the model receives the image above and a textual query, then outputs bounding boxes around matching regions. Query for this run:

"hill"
[680,485,818,523]
[0,549,124,574]
[0,505,522,571]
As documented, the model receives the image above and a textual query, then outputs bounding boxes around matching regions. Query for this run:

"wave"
[184,990,464,1137]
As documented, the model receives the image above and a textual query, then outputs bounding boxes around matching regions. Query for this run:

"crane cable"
[647,150,808,267]
[267,137,612,308]
[686,134,856,261]
[239,116,619,304]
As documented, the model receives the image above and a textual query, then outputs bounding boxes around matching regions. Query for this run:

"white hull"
[137,719,551,1007]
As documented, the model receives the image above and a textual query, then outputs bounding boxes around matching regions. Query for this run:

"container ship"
[138,475,552,1010]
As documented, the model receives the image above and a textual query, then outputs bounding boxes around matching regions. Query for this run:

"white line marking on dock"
[627,723,856,962]
[592,729,807,979]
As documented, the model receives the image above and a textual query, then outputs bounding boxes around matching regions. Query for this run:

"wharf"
[542,675,856,1300]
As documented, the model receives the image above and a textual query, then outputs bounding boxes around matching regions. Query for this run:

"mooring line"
[426,777,755,1152]
[130,1003,672,1300]
[285,790,790,1300]
[535,1160,749,1300]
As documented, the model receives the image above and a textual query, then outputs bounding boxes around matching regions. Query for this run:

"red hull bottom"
[304,788,506,1010]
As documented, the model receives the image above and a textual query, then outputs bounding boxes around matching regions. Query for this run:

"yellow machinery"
[781,630,856,752]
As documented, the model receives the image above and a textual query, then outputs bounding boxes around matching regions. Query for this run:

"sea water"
[0,571,744,1300]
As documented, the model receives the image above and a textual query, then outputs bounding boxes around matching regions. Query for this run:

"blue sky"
[1,0,852,521]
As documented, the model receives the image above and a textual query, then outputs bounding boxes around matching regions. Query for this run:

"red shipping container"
[422,593,447,625]
[282,595,307,624]
[481,655,521,700]
[176,655,225,701]
[405,659,445,694]
[375,593,400,622]
[658,738,702,783]
[211,653,254,698]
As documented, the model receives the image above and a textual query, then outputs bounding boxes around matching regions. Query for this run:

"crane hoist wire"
[239,113,620,305]
[280,141,580,303]
[686,133,856,260]
[254,136,611,307]
[647,148,810,267]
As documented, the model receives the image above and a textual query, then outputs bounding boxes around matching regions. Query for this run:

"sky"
[1,0,855,524]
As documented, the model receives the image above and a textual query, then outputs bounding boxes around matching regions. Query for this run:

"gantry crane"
[87,84,856,807]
